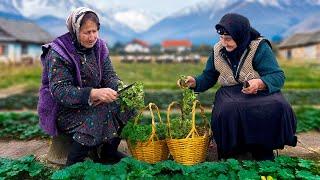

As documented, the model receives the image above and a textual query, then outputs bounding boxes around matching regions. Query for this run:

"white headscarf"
[66,7,99,41]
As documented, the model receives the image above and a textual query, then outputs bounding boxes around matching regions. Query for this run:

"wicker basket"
[166,100,212,165]
[127,103,169,164]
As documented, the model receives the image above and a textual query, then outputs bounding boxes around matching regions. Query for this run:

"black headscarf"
[215,13,261,62]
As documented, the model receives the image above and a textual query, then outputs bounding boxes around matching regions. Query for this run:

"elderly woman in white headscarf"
[38,7,134,166]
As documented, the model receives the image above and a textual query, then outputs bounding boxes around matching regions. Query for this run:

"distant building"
[278,30,320,60]
[161,40,192,53]
[0,18,52,63]
[124,39,150,53]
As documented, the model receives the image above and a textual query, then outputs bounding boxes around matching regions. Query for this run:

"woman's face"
[79,20,99,48]
[219,35,237,52]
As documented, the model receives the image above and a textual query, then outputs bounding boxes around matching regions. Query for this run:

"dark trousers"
[65,140,93,166]
[65,137,122,166]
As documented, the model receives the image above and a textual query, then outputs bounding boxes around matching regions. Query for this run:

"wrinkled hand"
[90,88,118,106]
[177,76,196,88]
[241,79,266,95]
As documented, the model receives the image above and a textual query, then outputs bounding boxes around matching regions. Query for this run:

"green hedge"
[1,155,319,179]
[1,89,320,110]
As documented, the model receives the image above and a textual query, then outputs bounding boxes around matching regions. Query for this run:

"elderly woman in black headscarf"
[184,13,297,160]
[38,7,134,166]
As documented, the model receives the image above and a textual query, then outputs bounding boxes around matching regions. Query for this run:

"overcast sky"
[83,0,202,16]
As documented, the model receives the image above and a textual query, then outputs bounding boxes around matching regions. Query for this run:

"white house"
[0,18,52,63]
[124,39,150,53]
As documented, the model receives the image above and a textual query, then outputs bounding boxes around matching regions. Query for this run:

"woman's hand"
[90,88,118,106]
[241,79,266,95]
[181,76,196,88]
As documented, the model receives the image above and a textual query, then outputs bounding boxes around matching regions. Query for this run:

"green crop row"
[1,89,320,110]
[1,155,319,179]
[0,106,319,140]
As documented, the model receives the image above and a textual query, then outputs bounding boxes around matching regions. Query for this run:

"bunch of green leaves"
[168,117,192,139]
[0,155,53,179]
[181,88,197,118]
[168,117,209,139]
[178,75,197,118]
[0,112,47,140]
[118,81,145,111]
[120,119,167,145]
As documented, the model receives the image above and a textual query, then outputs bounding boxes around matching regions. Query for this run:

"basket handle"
[166,101,182,139]
[134,103,162,142]
[186,100,211,138]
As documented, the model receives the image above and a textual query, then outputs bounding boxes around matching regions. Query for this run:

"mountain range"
[1,0,320,45]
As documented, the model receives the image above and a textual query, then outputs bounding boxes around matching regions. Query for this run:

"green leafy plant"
[0,112,47,140]
[0,155,53,179]
[0,155,319,179]
[166,75,207,139]
[168,117,192,139]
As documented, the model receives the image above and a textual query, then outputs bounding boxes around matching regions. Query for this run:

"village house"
[278,30,320,60]
[124,39,150,53]
[0,18,52,63]
[161,39,192,53]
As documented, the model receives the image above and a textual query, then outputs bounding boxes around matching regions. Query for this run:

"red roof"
[131,39,149,47]
[161,40,192,48]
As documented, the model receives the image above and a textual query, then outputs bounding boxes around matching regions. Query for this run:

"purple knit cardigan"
[37,32,109,136]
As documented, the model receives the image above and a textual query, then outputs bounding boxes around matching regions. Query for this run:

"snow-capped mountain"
[1,0,320,45]
[139,0,320,44]
[12,0,88,19]
[113,9,159,33]
[0,0,138,44]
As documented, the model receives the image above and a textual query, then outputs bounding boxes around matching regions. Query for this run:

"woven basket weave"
[127,103,169,164]
[166,100,211,165]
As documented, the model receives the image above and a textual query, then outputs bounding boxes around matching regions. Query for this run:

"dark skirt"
[211,85,297,158]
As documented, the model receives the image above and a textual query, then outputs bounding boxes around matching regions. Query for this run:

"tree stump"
[46,135,72,165]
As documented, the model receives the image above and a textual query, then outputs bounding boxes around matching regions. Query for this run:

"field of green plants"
[1,57,320,90]
[0,58,320,179]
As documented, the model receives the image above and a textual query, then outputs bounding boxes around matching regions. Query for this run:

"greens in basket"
[169,118,192,139]
[118,81,145,111]
[178,75,197,119]
[182,88,197,118]
[120,120,167,145]
[169,117,209,139]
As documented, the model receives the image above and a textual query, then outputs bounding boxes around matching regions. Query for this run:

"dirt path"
[0,131,319,164]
